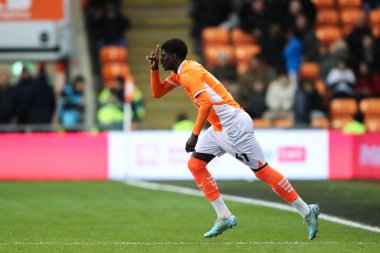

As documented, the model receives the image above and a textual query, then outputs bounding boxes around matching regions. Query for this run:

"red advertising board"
[329,131,380,180]
[352,134,380,179]
[0,133,108,180]
[0,0,64,21]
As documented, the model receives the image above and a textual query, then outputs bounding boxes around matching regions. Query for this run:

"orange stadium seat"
[340,8,365,34]
[203,45,235,69]
[234,44,261,66]
[253,118,271,128]
[330,98,358,129]
[311,117,330,128]
[365,118,380,132]
[316,26,343,47]
[337,0,362,8]
[317,9,340,26]
[315,79,327,96]
[100,46,128,64]
[102,63,130,82]
[369,9,380,37]
[313,0,336,9]
[330,98,358,116]
[300,62,320,80]
[273,118,295,128]
[202,27,230,46]
[369,9,380,25]
[231,28,255,45]
[331,117,353,129]
[360,98,380,118]
[371,26,380,37]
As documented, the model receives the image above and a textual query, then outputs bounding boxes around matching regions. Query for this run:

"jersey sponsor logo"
[278,146,306,162]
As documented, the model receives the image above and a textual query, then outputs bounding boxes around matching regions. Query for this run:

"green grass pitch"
[0,181,379,253]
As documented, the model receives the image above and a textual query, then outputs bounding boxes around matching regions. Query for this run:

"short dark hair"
[161,38,188,60]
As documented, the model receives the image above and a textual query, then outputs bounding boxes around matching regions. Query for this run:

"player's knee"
[187,157,206,173]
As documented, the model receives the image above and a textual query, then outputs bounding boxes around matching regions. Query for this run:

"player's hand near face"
[185,133,198,153]
[146,44,160,70]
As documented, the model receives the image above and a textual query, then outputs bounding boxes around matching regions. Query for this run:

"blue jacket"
[283,38,303,73]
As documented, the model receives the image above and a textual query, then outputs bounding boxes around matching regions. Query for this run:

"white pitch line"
[0,241,378,246]
[125,180,380,234]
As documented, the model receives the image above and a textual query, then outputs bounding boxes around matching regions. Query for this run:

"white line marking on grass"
[0,241,378,246]
[125,180,380,234]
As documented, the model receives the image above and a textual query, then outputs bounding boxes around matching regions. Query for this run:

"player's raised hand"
[146,44,160,70]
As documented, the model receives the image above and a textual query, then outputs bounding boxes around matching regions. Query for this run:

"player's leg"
[191,128,237,238]
[223,110,320,239]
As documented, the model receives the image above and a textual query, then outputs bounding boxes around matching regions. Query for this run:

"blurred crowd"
[190,0,380,127]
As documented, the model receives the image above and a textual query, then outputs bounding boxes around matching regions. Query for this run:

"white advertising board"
[109,130,328,181]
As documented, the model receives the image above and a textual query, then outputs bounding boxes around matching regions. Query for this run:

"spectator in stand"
[263,70,297,121]
[238,0,270,50]
[172,112,194,131]
[189,0,232,55]
[346,16,372,71]
[0,70,15,129]
[358,35,380,71]
[211,50,238,96]
[265,24,286,74]
[94,0,131,49]
[24,63,56,125]
[294,14,319,62]
[283,29,303,83]
[237,54,274,101]
[356,61,380,97]
[59,76,85,130]
[326,60,356,99]
[285,0,316,31]
[241,79,267,119]
[319,39,349,81]
[13,66,35,125]
[98,77,124,130]
[294,78,326,126]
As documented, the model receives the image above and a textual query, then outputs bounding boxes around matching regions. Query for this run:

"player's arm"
[185,91,213,153]
[147,45,176,98]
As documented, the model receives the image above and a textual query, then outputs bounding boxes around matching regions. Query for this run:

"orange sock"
[254,164,298,203]
[188,157,220,201]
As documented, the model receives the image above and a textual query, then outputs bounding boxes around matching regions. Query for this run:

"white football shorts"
[195,109,266,170]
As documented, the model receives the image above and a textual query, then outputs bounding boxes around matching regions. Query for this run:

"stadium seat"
[231,28,255,45]
[360,98,380,117]
[317,9,340,26]
[234,44,261,67]
[236,62,250,75]
[369,9,380,25]
[315,79,327,97]
[369,9,380,37]
[202,27,230,46]
[331,117,353,129]
[330,98,358,116]
[273,118,295,128]
[311,117,330,128]
[340,8,365,34]
[371,25,380,37]
[300,62,320,80]
[316,26,343,47]
[337,0,362,8]
[365,117,380,132]
[100,46,128,64]
[203,45,235,69]
[313,0,336,9]
[330,98,358,129]
[253,118,271,128]
[102,63,130,82]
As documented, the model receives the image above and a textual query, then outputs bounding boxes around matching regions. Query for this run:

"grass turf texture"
[0,181,379,253]
[165,180,380,227]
